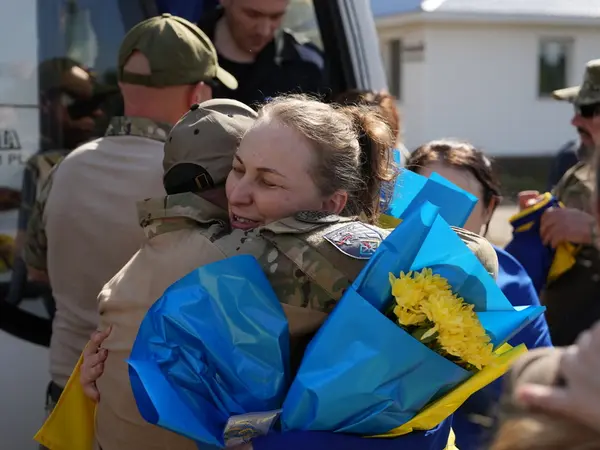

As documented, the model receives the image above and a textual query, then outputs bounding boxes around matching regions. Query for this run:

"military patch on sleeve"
[294,211,341,224]
[324,223,383,259]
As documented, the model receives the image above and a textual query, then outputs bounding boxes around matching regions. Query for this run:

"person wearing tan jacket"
[94,99,257,450]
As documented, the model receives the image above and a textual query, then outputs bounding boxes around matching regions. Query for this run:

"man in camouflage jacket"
[540,59,600,346]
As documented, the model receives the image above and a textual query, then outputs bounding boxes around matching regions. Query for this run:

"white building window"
[387,39,402,101]
[538,38,572,97]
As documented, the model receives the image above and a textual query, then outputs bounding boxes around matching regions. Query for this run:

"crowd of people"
[11,3,600,450]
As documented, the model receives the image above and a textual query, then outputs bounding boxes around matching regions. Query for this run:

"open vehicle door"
[0,1,387,448]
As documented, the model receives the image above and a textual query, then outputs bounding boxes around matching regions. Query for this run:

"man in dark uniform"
[198,0,326,107]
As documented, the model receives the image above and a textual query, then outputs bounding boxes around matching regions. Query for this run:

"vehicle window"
[37,0,134,144]
[282,0,323,49]
[0,0,141,331]
[0,0,135,196]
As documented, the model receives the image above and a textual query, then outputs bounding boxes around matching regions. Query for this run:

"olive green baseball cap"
[553,59,600,106]
[118,13,237,90]
[163,99,258,193]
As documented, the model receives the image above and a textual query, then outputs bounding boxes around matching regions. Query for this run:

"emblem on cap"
[294,211,340,224]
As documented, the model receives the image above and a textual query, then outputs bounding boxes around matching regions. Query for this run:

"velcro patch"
[324,223,383,260]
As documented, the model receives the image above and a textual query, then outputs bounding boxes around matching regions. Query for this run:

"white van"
[0,1,387,448]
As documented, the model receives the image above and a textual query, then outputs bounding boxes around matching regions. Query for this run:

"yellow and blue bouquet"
[281,202,545,436]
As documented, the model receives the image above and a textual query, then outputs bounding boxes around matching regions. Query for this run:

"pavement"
[487,204,518,248]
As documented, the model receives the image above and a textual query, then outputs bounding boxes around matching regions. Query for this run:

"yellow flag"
[34,352,96,450]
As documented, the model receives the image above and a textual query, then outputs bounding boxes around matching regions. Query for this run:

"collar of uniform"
[259,213,354,235]
[137,192,228,238]
[104,116,171,142]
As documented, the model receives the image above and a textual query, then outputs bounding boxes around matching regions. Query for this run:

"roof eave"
[375,10,600,29]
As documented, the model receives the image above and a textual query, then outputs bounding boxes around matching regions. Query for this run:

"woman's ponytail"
[342,105,396,223]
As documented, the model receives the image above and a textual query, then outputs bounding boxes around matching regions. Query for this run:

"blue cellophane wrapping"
[128,255,290,448]
[382,169,478,227]
[282,203,545,434]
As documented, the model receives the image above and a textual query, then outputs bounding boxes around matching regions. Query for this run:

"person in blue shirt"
[405,139,553,450]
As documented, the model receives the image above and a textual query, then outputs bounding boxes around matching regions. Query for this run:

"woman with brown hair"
[405,139,553,450]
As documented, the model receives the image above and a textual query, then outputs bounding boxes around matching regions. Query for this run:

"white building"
[372,0,600,156]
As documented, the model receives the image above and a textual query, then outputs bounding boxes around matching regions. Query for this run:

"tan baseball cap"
[118,13,237,90]
[553,59,600,106]
[162,99,258,193]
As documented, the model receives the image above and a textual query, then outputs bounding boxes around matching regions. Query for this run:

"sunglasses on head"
[575,103,600,118]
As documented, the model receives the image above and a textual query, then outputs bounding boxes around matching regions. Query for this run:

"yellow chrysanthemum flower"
[393,305,427,326]
[389,269,494,370]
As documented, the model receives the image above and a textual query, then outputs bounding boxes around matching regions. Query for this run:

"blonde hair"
[490,412,600,450]
[257,95,395,223]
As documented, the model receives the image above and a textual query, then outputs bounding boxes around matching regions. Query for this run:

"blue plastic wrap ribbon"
[128,255,290,448]
[282,203,545,434]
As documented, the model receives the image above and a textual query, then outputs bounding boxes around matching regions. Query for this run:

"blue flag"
[128,255,290,448]
[504,193,578,293]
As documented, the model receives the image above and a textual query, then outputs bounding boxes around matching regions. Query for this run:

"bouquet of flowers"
[389,268,494,372]
[126,204,544,447]
[280,202,544,436]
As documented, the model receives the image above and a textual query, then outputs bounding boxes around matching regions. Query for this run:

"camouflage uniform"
[545,58,600,346]
[542,161,600,346]
[552,161,595,214]
[136,193,229,240]
[23,116,171,273]
[212,212,499,371]
[19,151,69,233]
